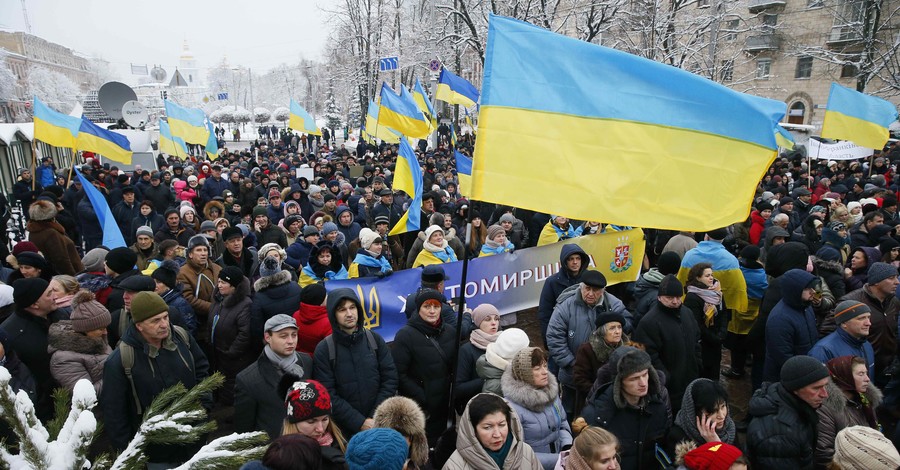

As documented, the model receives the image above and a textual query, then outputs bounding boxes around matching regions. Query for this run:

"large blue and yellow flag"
[77,117,132,164]
[164,100,208,145]
[821,83,898,149]
[364,100,401,144]
[158,120,189,157]
[75,168,126,249]
[775,125,795,150]
[436,68,479,108]
[289,99,321,136]
[205,120,219,160]
[33,97,81,148]
[378,83,431,139]
[402,85,434,133]
[412,78,437,128]
[389,139,424,236]
[472,14,787,232]
[455,150,472,196]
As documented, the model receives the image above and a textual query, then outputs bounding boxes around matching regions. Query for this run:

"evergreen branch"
[47,387,71,441]
[171,432,269,470]
[0,367,49,469]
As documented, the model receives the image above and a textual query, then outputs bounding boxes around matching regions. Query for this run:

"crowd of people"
[1,127,900,470]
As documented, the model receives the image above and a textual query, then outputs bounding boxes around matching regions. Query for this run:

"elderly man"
[177,235,222,344]
[809,300,875,379]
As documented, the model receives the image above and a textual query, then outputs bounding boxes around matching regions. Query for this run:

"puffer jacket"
[501,367,572,469]
[815,380,882,467]
[312,288,398,436]
[808,328,875,378]
[763,269,819,383]
[293,301,331,355]
[444,393,542,470]
[538,244,588,343]
[48,320,111,394]
[475,354,505,396]
[250,270,302,352]
[746,382,819,470]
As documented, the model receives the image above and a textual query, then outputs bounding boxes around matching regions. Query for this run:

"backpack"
[120,325,193,415]
[323,329,378,369]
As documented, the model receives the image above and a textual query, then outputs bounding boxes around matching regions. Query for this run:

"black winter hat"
[105,247,138,274]
[150,260,179,289]
[780,355,829,391]
[222,226,243,241]
[12,278,49,310]
[581,270,607,288]
[300,283,327,306]
[658,274,684,297]
[218,266,244,288]
[118,275,156,293]
[16,252,48,271]
[415,289,444,312]
[657,251,682,276]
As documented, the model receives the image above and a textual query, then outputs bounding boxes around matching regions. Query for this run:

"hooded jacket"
[250,270,302,351]
[746,382,819,470]
[293,300,331,355]
[444,393,542,470]
[48,320,111,395]
[299,242,349,287]
[845,247,880,293]
[312,288,397,435]
[501,365,573,468]
[763,269,819,383]
[538,244,588,343]
[335,205,362,246]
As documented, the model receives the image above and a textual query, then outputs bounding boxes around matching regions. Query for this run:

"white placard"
[296,167,315,181]
[807,138,874,160]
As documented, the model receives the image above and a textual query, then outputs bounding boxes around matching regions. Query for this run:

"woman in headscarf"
[299,242,349,287]
[666,378,736,455]
[412,225,459,268]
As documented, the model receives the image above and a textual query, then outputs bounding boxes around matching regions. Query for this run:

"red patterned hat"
[285,379,332,423]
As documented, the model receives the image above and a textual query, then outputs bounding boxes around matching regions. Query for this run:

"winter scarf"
[469,329,500,350]
[264,345,307,378]
[588,330,628,364]
[552,221,582,240]
[642,268,665,284]
[352,252,391,273]
[486,434,513,470]
[309,196,325,210]
[302,264,347,282]
[480,240,514,256]
[54,294,75,308]
[423,240,457,263]
[674,378,736,446]
[686,284,723,327]
[559,447,592,470]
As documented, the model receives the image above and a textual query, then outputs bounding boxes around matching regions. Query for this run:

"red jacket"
[749,210,767,246]
[293,303,332,355]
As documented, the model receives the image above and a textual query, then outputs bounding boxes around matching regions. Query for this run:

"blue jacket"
[37,165,55,187]
[764,269,819,382]
[538,244,589,344]
[809,328,875,379]
[199,175,230,202]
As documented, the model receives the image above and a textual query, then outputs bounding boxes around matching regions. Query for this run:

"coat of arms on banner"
[610,236,633,273]
[356,285,381,328]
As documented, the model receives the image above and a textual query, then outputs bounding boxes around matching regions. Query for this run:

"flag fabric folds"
[775,125,795,150]
[471,14,787,232]
[412,78,437,128]
[450,122,458,148]
[289,99,321,136]
[159,120,189,157]
[378,83,431,139]
[164,100,209,145]
[436,68,480,108]
[75,168,126,249]
[821,83,898,149]
[455,150,472,196]
[364,101,401,144]
[389,139,424,236]
[33,97,82,148]
[205,121,219,160]
[77,117,133,164]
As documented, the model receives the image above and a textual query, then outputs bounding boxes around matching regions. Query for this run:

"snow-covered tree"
[26,66,79,113]
[0,62,18,104]
[324,84,343,132]
[209,107,235,124]
[233,107,252,125]
[273,106,290,125]
[253,107,272,123]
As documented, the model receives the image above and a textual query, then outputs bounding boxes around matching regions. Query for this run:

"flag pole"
[67,147,78,186]
[448,194,474,419]
[30,138,37,191]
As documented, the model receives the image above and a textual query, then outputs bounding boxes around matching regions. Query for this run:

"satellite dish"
[97,82,138,120]
[122,100,148,128]
[150,66,167,83]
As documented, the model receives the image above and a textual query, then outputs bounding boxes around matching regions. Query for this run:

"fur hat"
[833,425,900,469]
[780,355,829,391]
[81,248,109,273]
[16,252,47,271]
[222,226,243,241]
[258,243,286,262]
[129,291,168,323]
[373,396,429,466]
[187,234,210,253]
[345,428,409,470]
[70,291,111,333]
[358,228,380,250]
[485,328,529,370]
[486,225,505,241]
[424,225,443,242]
[471,304,500,327]
[259,255,282,278]
[28,199,57,221]
[868,262,898,285]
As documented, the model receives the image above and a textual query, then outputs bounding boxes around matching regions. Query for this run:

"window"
[795,57,813,78]
[697,0,710,7]
[841,62,858,78]
[808,0,824,8]
[756,58,772,78]
[762,14,778,28]
[720,60,734,82]
[725,19,740,41]
[788,101,806,124]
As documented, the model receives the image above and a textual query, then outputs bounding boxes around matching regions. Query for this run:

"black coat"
[0,309,68,418]
[234,351,313,440]
[101,324,210,463]
[391,314,457,443]
[633,301,700,410]
[143,183,175,214]
[313,289,398,435]
[746,382,819,470]
[209,277,253,402]
[250,270,302,353]
[454,341,486,412]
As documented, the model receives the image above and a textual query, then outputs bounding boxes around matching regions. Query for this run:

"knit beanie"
[359,228,380,250]
[135,225,154,238]
[150,260,179,289]
[70,291,112,333]
[12,278,49,310]
[219,266,244,288]
[285,379,332,423]
[259,255,282,278]
[252,205,268,218]
[81,248,109,273]
[683,442,744,470]
[179,205,195,220]
[486,225,505,241]
[832,426,900,470]
[471,304,500,327]
[424,225,443,242]
[12,241,38,256]
[129,291,169,323]
[499,213,516,224]
[199,220,216,232]
[346,428,409,470]
[16,252,48,270]
[657,251,682,276]
[414,289,444,312]
[321,222,338,236]
[780,355,829,391]
[485,328,529,369]
[867,262,898,285]
[617,349,652,378]
[880,238,900,257]
[510,347,541,385]
[739,244,761,262]
[105,247,137,274]
[258,243,286,262]
[302,225,320,237]
[833,300,871,325]
[300,283,327,306]
[658,274,684,297]
[187,234,210,253]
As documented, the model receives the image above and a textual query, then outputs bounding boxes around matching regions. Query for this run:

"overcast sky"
[2,0,333,83]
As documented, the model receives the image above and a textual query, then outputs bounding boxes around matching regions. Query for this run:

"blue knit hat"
[346,428,409,470]
[868,262,898,285]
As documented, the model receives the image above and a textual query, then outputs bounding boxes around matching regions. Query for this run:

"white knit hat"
[833,426,900,470]
[359,228,381,250]
[485,328,529,370]
[424,225,443,242]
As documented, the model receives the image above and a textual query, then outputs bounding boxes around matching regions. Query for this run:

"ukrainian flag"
[456,150,472,196]
[378,83,431,139]
[75,168,126,249]
[33,97,81,148]
[471,14,787,232]
[435,68,479,108]
[289,99,321,136]
[821,83,898,150]
[364,101,401,144]
[77,117,132,164]
[450,122,458,148]
[164,100,209,145]
[413,78,437,128]
[775,125,795,150]
[159,120,189,157]
[389,139,424,235]
[205,120,219,160]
